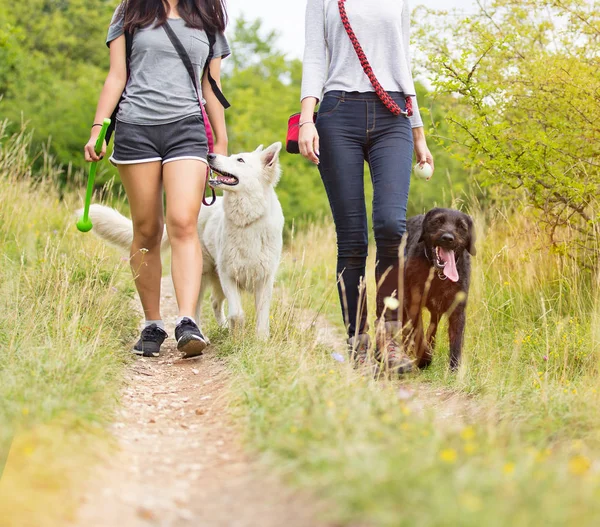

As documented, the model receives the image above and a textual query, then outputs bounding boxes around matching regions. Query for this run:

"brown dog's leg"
[419,312,440,369]
[411,311,429,368]
[403,287,423,361]
[448,307,466,370]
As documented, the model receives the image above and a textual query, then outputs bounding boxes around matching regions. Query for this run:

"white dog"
[86,142,284,339]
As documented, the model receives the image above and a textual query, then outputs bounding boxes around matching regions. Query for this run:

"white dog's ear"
[262,142,282,168]
[254,145,264,152]
[261,142,282,185]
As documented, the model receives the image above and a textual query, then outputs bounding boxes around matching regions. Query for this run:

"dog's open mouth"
[208,170,239,187]
[433,246,459,282]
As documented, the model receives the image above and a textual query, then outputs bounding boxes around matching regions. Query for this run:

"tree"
[0,0,113,176]
[416,0,600,252]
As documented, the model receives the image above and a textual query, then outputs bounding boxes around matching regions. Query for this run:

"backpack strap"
[106,30,133,143]
[162,22,230,109]
[205,32,230,109]
[162,23,202,102]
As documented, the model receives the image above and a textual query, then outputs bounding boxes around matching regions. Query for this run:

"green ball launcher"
[76,118,111,233]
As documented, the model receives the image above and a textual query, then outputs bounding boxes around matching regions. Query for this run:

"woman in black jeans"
[299,0,434,373]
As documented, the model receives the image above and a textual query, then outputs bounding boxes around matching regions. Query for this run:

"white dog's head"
[207,142,282,193]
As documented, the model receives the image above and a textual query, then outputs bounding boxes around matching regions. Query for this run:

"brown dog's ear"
[419,209,438,243]
[467,216,477,256]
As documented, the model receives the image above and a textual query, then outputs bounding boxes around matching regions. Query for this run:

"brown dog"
[403,208,476,370]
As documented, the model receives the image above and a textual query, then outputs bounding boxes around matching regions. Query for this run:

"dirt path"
[76,277,329,527]
[307,309,480,428]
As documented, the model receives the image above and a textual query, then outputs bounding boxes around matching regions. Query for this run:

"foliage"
[416,0,600,251]
[0,0,113,174]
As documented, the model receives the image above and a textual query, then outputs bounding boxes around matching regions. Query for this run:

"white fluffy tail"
[79,204,169,252]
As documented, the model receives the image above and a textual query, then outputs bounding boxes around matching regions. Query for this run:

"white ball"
[413,162,433,181]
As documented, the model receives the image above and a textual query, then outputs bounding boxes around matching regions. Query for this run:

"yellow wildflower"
[503,462,516,475]
[440,449,457,463]
[460,426,475,441]
[569,455,591,476]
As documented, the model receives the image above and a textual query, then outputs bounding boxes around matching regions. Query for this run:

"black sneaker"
[175,317,208,358]
[133,324,168,357]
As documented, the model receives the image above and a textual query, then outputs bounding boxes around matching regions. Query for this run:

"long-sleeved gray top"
[301,0,423,128]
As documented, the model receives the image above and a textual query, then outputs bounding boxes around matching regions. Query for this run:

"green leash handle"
[77,118,111,233]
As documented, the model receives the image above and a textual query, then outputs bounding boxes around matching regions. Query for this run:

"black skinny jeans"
[316,91,413,338]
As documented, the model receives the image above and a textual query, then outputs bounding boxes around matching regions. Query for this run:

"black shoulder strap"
[106,29,134,144]
[205,32,230,109]
[125,30,133,67]
[162,21,230,109]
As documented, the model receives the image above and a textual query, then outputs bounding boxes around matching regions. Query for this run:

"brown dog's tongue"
[439,248,459,282]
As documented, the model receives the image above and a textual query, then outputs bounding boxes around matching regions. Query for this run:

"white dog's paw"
[228,313,245,335]
[212,302,227,327]
[256,327,270,341]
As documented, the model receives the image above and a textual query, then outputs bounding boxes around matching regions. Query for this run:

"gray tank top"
[107,8,230,125]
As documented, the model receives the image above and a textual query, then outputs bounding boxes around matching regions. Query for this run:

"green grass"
[214,204,600,526]
[0,123,137,526]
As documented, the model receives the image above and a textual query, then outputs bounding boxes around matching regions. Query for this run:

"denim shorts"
[110,114,209,166]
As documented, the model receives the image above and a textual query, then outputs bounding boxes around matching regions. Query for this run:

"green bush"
[417,0,600,252]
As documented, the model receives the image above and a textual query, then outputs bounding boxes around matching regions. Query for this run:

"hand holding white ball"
[413,162,434,181]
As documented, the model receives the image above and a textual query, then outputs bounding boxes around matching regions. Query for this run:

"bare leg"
[163,160,206,319]
[118,161,164,321]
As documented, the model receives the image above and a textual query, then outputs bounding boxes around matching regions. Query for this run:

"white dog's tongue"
[439,248,459,282]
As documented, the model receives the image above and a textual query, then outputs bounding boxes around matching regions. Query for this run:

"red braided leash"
[338,0,413,117]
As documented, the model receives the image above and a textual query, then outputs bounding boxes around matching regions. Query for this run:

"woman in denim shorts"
[84,0,229,358]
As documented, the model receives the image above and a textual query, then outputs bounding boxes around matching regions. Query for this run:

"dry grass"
[0,123,136,526]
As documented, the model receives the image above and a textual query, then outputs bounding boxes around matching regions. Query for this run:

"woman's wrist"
[212,139,228,156]
[300,96,318,123]
[412,126,426,141]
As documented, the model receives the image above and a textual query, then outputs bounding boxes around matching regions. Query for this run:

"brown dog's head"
[419,208,476,282]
